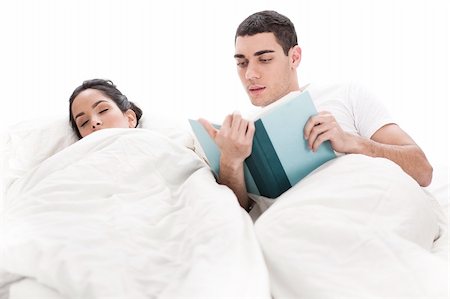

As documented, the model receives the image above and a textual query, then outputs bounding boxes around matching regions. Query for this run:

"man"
[200,10,432,211]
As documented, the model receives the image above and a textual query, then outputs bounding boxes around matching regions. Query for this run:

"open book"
[189,90,336,198]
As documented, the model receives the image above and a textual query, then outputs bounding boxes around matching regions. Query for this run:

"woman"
[69,79,143,139]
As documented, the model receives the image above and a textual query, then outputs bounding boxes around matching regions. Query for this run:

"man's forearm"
[219,158,252,211]
[354,137,433,187]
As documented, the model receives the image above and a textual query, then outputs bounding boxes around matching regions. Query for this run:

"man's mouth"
[248,85,266,95]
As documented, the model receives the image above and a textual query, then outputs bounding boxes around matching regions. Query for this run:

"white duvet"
[255,154,448,299]
[0,129,270,298]
[0,127,447,299]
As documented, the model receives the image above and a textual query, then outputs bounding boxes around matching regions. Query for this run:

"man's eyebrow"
[234,50,275,59]
[74,100,107,119]
[254,50,275,56]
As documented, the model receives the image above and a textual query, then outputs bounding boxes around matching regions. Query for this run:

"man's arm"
[362,124,432,186]
[218,154,251,210]
[304,112,433,187]
[199,114,255,210]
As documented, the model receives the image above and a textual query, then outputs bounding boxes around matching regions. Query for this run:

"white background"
[0,0,448,167]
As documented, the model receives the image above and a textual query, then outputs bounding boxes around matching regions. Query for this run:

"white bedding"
[255,154,448,298]
[1,125,447,299]
[0,128,271,298]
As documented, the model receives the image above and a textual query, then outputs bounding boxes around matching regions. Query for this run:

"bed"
[252,155,448,298]
[0,118,448,298]
[0,118,271,298]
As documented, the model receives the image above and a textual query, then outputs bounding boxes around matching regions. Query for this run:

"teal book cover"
[189,90,336,198]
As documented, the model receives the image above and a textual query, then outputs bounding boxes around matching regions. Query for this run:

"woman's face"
[71,89,136,138]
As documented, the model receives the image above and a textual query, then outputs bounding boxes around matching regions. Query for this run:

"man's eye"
[237,61,248,68]
[260,58,272,63]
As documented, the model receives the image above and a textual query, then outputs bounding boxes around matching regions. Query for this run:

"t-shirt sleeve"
[349,82,395,139]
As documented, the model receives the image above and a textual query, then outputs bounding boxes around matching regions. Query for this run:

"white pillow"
[0,118,78,199]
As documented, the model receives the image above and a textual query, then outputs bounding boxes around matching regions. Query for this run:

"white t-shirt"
[306,81,395,139]
[249,81,395,220]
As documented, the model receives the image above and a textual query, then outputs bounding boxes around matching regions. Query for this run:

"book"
[189,90,336,198]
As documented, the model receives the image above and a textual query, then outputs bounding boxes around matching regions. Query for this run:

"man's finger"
[198,118,218,139]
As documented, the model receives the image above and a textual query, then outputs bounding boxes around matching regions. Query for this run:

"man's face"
[234,32,300,107]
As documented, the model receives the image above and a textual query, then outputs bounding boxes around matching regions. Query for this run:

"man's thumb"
[198,118,217,139]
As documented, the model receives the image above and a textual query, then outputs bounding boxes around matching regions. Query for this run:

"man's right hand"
[199,112,255,166]
[199,113,255,211]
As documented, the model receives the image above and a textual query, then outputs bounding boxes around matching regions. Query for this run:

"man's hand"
[304,111,358,154]
[199,113,255,166]
[199,113,255,211]
[304,111,433,187]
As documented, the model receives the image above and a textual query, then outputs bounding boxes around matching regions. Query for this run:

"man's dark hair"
[235,10,298,56]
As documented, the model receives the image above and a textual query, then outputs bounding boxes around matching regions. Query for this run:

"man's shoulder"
[306,80,372,103]
[306,80,360,95]
[306,81,350,104]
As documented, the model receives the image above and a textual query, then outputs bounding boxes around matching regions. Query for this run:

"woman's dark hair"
[69,79,143,139]
[235,10,298,56]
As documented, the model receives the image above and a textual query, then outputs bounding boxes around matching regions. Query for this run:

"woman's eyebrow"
[75,100,108,119]
[92,100,107,109]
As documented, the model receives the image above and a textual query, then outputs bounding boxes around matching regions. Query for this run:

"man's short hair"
[235,10,298,56]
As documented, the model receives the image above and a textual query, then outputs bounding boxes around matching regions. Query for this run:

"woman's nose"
[91,119,102,129]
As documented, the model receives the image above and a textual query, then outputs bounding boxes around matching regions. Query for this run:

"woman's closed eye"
[80,120,88,127]
[99,108,109,114]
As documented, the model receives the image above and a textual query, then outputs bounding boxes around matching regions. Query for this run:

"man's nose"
[245,63,260,80]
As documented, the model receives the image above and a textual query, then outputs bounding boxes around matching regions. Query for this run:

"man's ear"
[290,45,302,68]
[126,109,137,128]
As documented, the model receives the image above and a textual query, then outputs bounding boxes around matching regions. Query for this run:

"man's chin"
[249,95,273,107]
[250,98,263,107]
[248,94,264,107]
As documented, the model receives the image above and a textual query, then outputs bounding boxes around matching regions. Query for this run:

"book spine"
[245,120,291,198]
